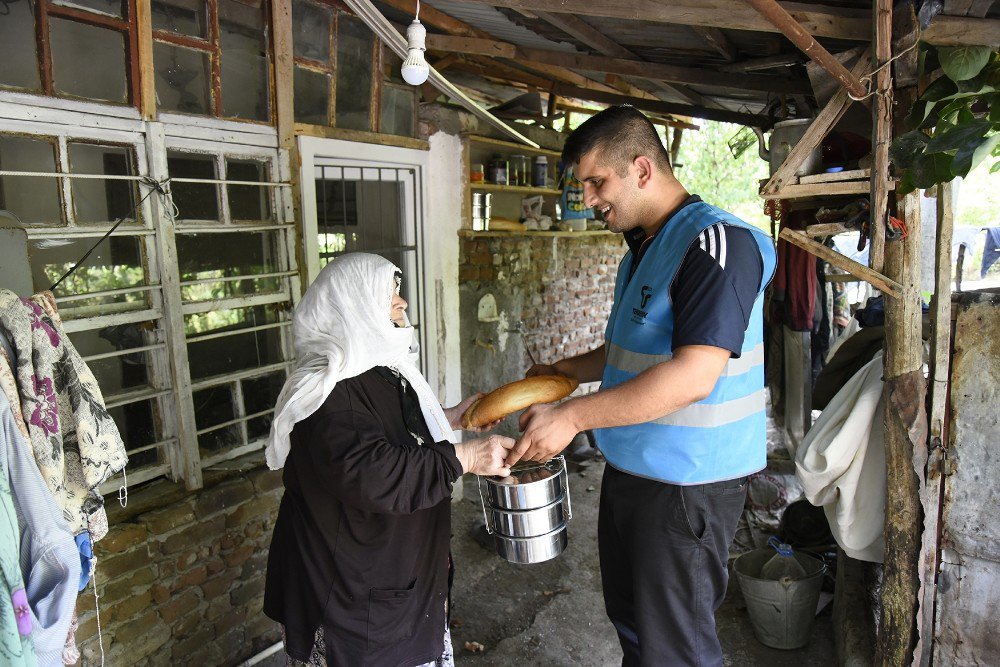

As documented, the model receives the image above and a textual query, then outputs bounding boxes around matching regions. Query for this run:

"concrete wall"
[458,233,626,437]
[934,290,1000,665]
[74,466,284,666]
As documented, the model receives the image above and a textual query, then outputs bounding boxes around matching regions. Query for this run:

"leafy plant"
[890,45,999,194]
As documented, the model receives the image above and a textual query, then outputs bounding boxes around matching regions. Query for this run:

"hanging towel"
[0,398,36,666]
[795,353,886,563]
[0,290,127,536]
[1,390,80,666]
[981,227,1000,278]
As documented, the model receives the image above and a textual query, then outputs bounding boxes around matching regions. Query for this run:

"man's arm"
[507,344,730,465]
[526,344,605,384]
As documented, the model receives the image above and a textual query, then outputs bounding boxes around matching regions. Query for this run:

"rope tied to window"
[48,176,175,291]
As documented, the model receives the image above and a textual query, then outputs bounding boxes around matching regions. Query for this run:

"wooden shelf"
[458,229,616,238]
[471,183,561,196]
[464,134,561,158]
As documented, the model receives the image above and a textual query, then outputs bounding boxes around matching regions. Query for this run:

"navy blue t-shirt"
[623,196,764,357]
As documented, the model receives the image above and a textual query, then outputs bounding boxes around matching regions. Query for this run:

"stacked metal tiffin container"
[478,456,572,564]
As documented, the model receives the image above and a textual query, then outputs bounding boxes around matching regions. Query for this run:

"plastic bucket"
[733,548,826,649]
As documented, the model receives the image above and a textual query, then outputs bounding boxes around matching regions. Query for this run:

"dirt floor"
[447,461,837,666]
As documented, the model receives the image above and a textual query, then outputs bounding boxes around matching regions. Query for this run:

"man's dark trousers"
[598,464,748,666]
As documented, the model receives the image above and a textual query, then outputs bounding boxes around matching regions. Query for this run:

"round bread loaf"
[461,375,579,428]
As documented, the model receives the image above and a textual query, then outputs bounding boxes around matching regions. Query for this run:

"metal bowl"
[485,459,565,510]
[493,523,568,564]
[489,495,567,538]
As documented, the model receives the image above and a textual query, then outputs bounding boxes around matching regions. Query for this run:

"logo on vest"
[631,285,652,323]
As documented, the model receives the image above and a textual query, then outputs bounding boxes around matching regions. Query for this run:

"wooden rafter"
[534,11,715,108]
[550,83,768,126]
[719,52,804,73]
[921,15,1000,47]
[691,26,738,61]
[378,0,649,102]
[423,34,808,95]
[744,0,868,99]
[454,0,871,41]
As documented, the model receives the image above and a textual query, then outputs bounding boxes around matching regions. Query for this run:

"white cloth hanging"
[795,352,886,563]
[266,253,453,470]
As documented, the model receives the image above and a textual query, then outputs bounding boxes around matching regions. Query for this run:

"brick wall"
[458,233,626,430]
[74,465,283,666]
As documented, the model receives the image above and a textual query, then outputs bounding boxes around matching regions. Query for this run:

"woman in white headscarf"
[264,253,512,667]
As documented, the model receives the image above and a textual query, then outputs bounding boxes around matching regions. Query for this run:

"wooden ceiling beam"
[424,34,809,94]
[534,12,721,110]
[719,52,804,73]
[921,15,1000,46]
[691,26,738,61]
[453,0,870,41]
[551,83,768,126]
[378,0,644,99]
[743,0,868,99]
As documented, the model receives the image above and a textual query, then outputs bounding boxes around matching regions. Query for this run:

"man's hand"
[444,393,500,432]
[525,363,564,378]
[506,403,579,466]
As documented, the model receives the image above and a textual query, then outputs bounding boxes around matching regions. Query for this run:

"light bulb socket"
[406,19,426,51]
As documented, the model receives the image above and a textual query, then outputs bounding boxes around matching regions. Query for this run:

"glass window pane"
[67,143,138,224]
[152,0,209,38]
[335,15,373,132]
[380,84,415,137]
[294,66,330,126]
[70,326,153,394]
[226,159,271,221]
[242,371,284,415]
[108,399,161,467]
[51,0,123,17]
[382,46,405,86]
[185,305,284,380]
[167,152,219,220]
[220,0,269,121]
[292,0,331,62]
[176,231,282,302]
[0,1,41,90]
[154,42,212,115]
[29,236,147,314]
[0,135,62,224]
[50,18,128,103]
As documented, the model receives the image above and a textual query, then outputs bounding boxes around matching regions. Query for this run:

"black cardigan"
[264,367,463,666]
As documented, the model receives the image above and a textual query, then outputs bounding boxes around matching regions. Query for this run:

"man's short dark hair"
[561,106,671,177]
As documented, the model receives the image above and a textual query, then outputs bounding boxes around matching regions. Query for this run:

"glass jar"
[488,154,508,185]
[533,155,548,187]
[470,163,485,183]
[510,154,527,186]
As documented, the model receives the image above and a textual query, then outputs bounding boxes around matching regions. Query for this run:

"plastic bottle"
[533,155,548,187]
[760,536,807,582]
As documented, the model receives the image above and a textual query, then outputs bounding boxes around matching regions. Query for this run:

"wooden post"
[743,0,868,99]
[670,128,684,167]
[911,181,954,666]
[135,0,156,119]
[955,244,966,291]
[876,186,926,665]
[868,0,893,274]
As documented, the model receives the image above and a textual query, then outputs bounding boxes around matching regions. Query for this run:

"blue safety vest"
[594,201,777,485]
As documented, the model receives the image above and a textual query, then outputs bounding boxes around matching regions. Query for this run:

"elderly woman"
[264,253,512,666]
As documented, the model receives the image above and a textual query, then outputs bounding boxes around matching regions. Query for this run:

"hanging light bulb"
[400,2,429,86]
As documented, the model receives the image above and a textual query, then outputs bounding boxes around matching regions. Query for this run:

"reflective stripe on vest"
[594,201,777,485]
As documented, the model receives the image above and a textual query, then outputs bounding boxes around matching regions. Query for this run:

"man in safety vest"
[506,106,777,666]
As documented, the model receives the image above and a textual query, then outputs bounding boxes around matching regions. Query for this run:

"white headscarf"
[265,253,453,470]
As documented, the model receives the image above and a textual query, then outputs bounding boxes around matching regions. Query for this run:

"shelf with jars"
[463,134,563,232]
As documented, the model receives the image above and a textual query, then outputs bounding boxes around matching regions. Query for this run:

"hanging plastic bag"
[760,536,807,582]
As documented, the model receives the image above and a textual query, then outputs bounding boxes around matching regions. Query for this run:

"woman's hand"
[444,393,501,432]
[454,435,515,476]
